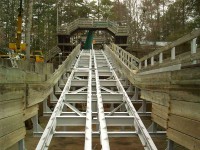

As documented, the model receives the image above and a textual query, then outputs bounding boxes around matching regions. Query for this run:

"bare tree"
[25,0,33,60]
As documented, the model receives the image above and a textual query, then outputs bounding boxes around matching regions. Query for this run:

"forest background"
[0,0,199,53]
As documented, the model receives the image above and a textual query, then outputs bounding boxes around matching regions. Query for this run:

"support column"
[138,100,147,112]
[18,139,26,150]
[167,140,174,150]
[31,115,44,133]
[132,87,139,100]
[43,98,52,116]
[148,122,157,132]
[50,92,58,102]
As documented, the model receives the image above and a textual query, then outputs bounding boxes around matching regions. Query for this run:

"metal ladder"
[36,49,158,150]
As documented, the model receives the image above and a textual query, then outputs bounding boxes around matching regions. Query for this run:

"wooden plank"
[0,127,25,150]
[0,67,25,83]
[137,71,171,83]
[17,60,35,72]
[44,63,54,79]
[151,113,167,129]
[167,128,200,150]
[0,113,24,138]
[47,45,80,86]
[23,104,39,121]
[138,64,181,75]
[168,114,200,139]
[26,45,80,107]
[27,84,53,107]
[0,66,45,84]
[0,84,25,102]
[141,90,170,106]
[35,63,44,74]
[0,99,24,119]
[171,67,200,81]
[170,89,200,103]
[25,71,45,82]
[152,103,168,120]
[170,100,200,121]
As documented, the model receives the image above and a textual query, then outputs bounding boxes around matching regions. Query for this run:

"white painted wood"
[139,62,142,69]
[159,53,163,63]
[191,38,197,64]
[171,47,175,60]
[145,60,147,68]
[151,56,154,66]
[191,38,197,54]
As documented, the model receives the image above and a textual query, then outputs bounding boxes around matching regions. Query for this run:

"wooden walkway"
[58,18,128,36]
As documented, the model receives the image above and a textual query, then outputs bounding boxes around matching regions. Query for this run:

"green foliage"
[1,0,199,52]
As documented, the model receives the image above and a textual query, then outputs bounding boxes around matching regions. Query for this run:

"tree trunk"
[25,0,33,61]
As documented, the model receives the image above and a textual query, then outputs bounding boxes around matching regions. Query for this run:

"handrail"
[105,43,139,70]
[47,44,80,86]
[44,46,61,62]
[105,29,199,73]
[58,18,128,35]
[139,29,200,70]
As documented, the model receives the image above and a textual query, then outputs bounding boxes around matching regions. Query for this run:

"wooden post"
[145,59,147,68]
[159,52,163,63]
[151,56,154,66]
[191,38,197,54]
[191,38,197,64]
[171,47,175,60]
[139,62,142,69]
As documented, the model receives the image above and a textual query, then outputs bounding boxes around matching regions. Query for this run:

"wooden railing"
[139,29,200,71]
[105,44,140,70]
[44,46,61,62]
[106,29,200,73]
[58,18,128,36]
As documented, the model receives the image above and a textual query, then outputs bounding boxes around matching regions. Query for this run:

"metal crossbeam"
[64,102,85,116]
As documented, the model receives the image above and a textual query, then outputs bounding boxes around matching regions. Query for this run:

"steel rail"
[36,50,84,150]
[102,50,158,150]
[84,50,92,150]
[93,50,110,150]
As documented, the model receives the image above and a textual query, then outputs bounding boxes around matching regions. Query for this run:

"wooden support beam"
[23,104,39,121]
[27,84,53,107]
[0,113,24,138]
[167,128,200,150]
[141,90,170,106]
[0,84,25,102]
[170,89,200,103]
[168,114,200,139]
[152,103,168,120]
[151,113,167,129]
[0,99,24,119]
[0,127,26,150]
[170,100,200,121]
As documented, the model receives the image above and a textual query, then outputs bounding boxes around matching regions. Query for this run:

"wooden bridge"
[0,27,200,149]
[58,18,128,36]
[57,19,129,55]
